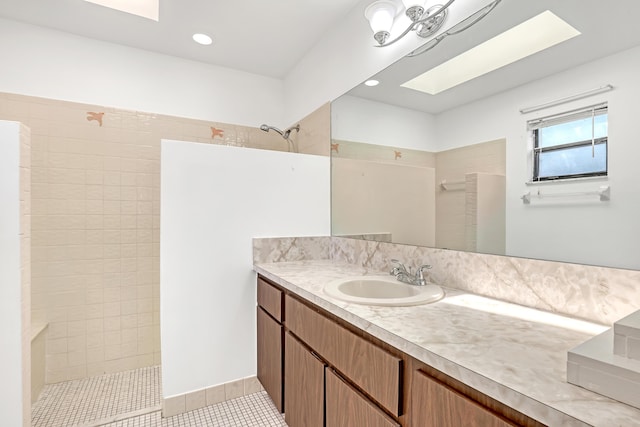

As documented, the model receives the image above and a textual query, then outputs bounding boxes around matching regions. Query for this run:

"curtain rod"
[519,85,613,115]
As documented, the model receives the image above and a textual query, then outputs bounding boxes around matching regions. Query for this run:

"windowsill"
[525,175,609,186]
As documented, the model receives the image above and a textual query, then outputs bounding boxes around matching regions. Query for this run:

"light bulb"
[364,1,397,44]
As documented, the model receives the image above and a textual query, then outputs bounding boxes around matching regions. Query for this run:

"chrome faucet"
[390,259,432,286]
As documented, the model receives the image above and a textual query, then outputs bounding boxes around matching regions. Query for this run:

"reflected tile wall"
[436,139,506,251]
[0,91,329,384]
[331,138,436,167]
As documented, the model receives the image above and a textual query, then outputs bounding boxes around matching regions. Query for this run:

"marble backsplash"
[253,236,640,326]
[252,236,331,264]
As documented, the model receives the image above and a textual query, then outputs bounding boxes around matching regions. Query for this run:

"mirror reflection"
[331,0,640,270]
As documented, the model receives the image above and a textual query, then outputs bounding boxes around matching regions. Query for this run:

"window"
[528,104,608,181]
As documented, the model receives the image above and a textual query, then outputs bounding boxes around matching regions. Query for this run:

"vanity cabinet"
[256,274,546,427]
[256,277,284,412]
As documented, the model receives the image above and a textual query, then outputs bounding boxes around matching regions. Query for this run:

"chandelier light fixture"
[364,0,502,56]
[365,0,453,46]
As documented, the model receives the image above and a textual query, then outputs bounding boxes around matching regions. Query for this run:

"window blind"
[527,103,608,131]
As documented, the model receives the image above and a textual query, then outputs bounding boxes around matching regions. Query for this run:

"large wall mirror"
[331,0,640,270]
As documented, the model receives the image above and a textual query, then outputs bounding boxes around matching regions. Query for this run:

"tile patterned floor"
[102,393,286,427]
[32,366,287,427]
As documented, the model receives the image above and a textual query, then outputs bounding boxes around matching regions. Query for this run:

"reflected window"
[529,104,608,181]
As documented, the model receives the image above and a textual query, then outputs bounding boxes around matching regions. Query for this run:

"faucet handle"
[390,259,400,274]
[390,259,408,275]
[416,264,432,281]
[414,264,432,286]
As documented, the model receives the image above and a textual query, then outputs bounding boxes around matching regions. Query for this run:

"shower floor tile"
[32,366,287,427]
[103,393,287,427]
[32,366,161,427]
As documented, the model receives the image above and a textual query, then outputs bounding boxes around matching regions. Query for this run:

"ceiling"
[347,0,640,114]
[2,0,639,112]
[0,0,363,78]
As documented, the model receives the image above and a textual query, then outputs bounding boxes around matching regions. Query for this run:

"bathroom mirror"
[331,0,640,270]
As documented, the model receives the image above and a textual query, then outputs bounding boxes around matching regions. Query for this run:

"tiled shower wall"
[0,91,329,384]
[20,123,32,427]
[435,139,505,251]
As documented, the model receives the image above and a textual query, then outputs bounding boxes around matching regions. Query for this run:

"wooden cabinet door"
[411,369,517,427]
[257,307,283,412]
[286,295,401,415]
[284,332,325,427]
[326,368,400,427]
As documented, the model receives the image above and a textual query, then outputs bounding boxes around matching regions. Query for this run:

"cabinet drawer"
[285,295,401,416]
[257,277,282,322]
[412,369,517,427]
[326,368,400,427]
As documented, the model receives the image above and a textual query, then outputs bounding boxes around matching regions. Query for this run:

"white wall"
[0,121,25,427]
[436,45,640,269]
[0,18,283,127]
[160,141,330,397]
[331,95,438,151]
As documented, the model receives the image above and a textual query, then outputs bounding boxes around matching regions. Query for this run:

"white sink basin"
[324,275,444,306]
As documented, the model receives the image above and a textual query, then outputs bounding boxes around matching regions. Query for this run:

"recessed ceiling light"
[401,10,581,95]
[193,33,213,46]
[364,79,380,87]
[83,0,159,21]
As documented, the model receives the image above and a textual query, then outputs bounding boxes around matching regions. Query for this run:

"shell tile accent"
[86,112,104,126]
[210,127,224,139]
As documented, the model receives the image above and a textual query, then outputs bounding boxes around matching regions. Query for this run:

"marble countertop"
[254,260,640,427]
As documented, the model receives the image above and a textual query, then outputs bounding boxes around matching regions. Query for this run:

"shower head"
[260,124,284,137]
[259,124,300,139]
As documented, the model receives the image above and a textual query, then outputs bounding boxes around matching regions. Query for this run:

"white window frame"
[528,103,608,182]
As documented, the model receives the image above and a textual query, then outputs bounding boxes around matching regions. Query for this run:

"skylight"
[83,0,159,21]
[401,10,581,95]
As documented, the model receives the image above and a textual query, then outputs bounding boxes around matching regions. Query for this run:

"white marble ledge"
[254,260,640,427]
